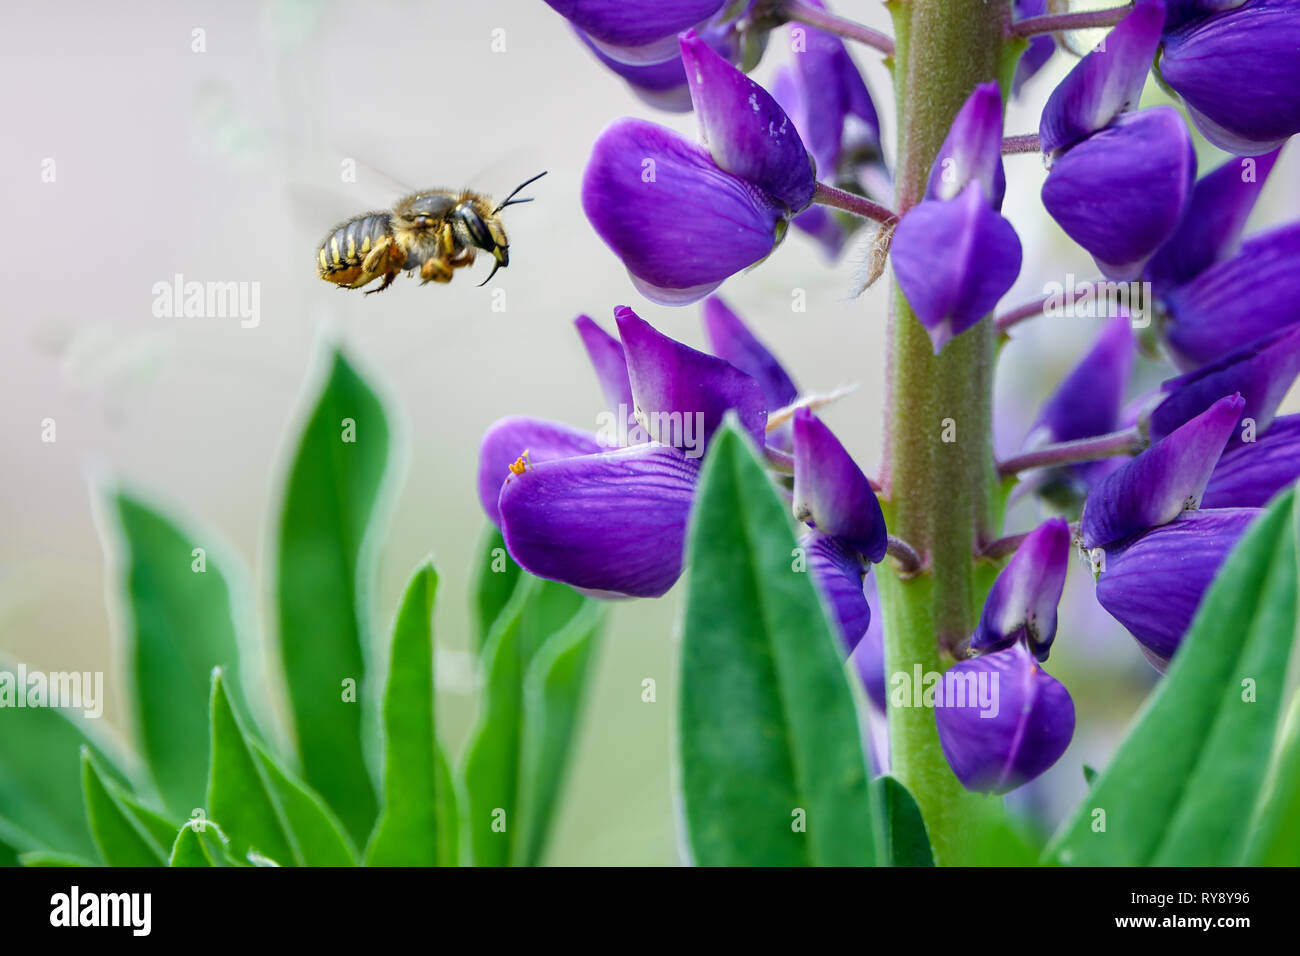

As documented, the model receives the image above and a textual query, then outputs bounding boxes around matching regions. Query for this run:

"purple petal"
[701,295,799,412]
[478,417,604,525]
[615,305,767,450]
[972,518,1071,661]
[1039,0,1166,154]
[1144,148,1281,294]
[1081,393,1244,549]
[792,408,888,562]
[934,642,1076,795]
[1161,0,1300,155]
[1041,107,1196,280]
[575,31,693,112]
[892,183,1023,353]
[1202,414,1300,508]
[1149,323,1300,443]
[927,82,1007,208]
[801,530,870,653]
[1161,221,1300,370]
[497,442,700,598]
[680,30,816,212]
[544,0,725,48]
[1095,508,1261,668]
[1014,34,1057,95]
[574,314,633,415]
[1164,0,1248,30]
[1033,313,1135,445]
[850,575,887,710]
[582,118,783,305]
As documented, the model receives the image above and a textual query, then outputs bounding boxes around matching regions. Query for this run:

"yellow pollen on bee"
[346,234,356,260]
[361,235,371,254]
[331,236,342,265]
[318,247,328,271]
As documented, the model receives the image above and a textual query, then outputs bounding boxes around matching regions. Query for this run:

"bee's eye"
[458,207,495,251]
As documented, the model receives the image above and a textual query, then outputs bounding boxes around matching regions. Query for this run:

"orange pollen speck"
[508,449,531,476]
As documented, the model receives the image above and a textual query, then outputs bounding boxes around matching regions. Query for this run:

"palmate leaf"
[105,491,249,818]
[365,560,459,867]
[275,347,391,844]
[206,670,357,867]
[679,421,876,866]
[460,572,601,867]
[1045,489,1299,866]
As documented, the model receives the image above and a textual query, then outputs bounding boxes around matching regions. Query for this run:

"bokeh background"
[2,0,1297,864]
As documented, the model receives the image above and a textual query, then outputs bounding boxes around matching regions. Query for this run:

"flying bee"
[316,171,546,294]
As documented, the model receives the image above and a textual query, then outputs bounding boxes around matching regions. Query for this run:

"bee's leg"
[363,269,400,295]
[451,247,477,270]
[419,255,455,284]
[361,235,397,275]
[439,222,457,258]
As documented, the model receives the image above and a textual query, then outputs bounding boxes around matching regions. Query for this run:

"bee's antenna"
[478,259,505,287]
[493,170,548,213]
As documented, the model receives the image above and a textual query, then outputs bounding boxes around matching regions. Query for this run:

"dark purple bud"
[935,642,1076,795]
[1160,0,1300,155]
[478,416,605,525]
[892,182,1023,353]
[927,82,1007,208]
[1202,414,1300,508]
[1039,0,1166,155]
[1041,107,1196,280]
[1161,221,1300,370]
[801,530,870,653]
[574,314,633,415]
[582,118,785,305]
[1149,323,1300,443]
[1144,148,1281,294]
[680,30,816,214]
[792,408,888,562]
[971,518,1071,661]
[1095,507,1261,668]
[544,0,725,53]
[498,442,700,598]
[615,305,767,450]
[701,295,799,412]
[1081,393,1244,549]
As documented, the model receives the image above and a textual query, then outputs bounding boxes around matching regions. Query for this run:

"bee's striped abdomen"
[317,212,392,276]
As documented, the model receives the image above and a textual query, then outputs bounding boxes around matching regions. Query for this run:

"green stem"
[878,0,1011,865]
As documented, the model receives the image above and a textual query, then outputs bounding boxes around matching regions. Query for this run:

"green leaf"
[106,492,249,818]
[365,561,459,867]
[1082,764,1099,787]
[20,851,96,867]
[81,751,169,867]
[1045,491,1298,866]
[461,574,594,866]
[1244,692,1300,865]
[206,670,358,866]
[471,526,520,654]
[168,824,214,867]
[515,601,605,866]
[0,668,131,861]
[679,422,876,866]
[275,348,390,842]
[870,776,934,867]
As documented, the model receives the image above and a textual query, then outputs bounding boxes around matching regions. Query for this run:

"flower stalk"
[1011,4,1135,38]
[812,181,899,225]
[877,0,1011,866]
[998,425,1146,476]
[781,0,897,56]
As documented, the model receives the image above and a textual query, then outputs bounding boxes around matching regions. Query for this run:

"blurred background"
[2,0,1296,864]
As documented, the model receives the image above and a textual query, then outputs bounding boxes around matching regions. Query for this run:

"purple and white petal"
[971,518,1071,660]
[792,408,888,562]
[1202,414,1300,509]
[477,417,605,525]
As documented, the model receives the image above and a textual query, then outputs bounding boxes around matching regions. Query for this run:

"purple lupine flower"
[850,575,887,710]
[701,295,798,413]
[801,529,871,652]
[891,83,1023,353]
[1041,108,1196,280]
[582,32,815,304]
[1081,393,1244,549]
[1021,313,1136,502]
[544,0,727,62]
[1202,414,1300,508]
[971,518,1071,661]
[1039,0,1167,156]
[1144,148,1281,295]
[1012,0,1056,95]
[1160,221,1300,370]
[1160,0,1300,155]
[575,24,740,112]
[792,408,888,562]
[935,641,1076,795]
[1095,508,1262,669]
[1164,0,1248,30]
[1148,323,1300,443]
[573,313,634,415]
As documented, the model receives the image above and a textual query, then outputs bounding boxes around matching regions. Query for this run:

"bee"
[316,171,546,294]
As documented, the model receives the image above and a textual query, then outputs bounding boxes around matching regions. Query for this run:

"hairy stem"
[1011,4,1133,37]
[781,0,896,56]
[886,534,924,576]
[1001,132,1042,154]
[812,181,898,225]
[877,0,1011,866]
[998,426,1146,477]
